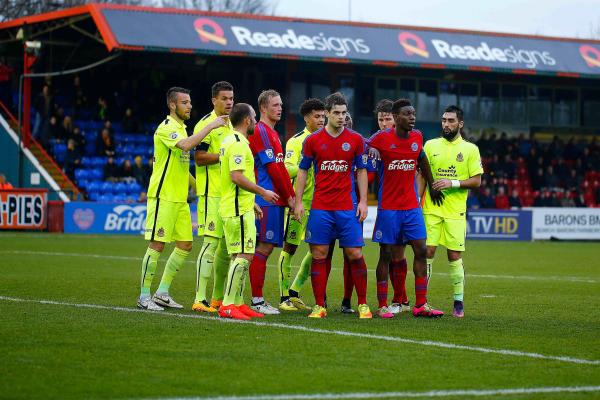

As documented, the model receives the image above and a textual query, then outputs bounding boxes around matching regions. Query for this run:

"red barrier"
[47,200,64,232]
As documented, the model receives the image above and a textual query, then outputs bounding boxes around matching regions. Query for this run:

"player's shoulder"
[460,137,480,151]
[368,128,387,142]
[424,137,443,148]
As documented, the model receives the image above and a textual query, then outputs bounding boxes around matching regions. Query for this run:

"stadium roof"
[2,3,600,78]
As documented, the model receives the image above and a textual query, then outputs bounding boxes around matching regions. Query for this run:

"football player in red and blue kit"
[248,89,296,315]
[293,92,372,319]
[367,98,445,318]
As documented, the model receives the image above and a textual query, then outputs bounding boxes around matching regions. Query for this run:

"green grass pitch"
[1,232,599,400]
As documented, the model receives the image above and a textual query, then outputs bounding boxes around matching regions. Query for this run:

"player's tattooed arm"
[417,151,445,206]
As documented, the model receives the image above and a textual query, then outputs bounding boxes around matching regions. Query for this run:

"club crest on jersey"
[208,221,215,231]
[342,142,350,151]
[265,149,274,159]
[411,142,418,152]
[234,155,243,165]
[320,160,349,172]
[286,150,293,159]
[157,227,165,237]
[388,159,416,171]
[170,132,178,139]
[456,152,464,162]
[289,231,297,240]
[246,238,254,249]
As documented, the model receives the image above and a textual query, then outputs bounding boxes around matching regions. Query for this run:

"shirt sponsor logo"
[436,165,458,178]
[388,159,416,171]
[276,152,284,163]
[320,160,349,172]
[231,26,370,57]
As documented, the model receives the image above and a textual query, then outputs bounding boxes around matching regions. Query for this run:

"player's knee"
[426,246,436,259]
[413,244,427,261]
[283,242,297,254]
[379,250,392,264]
[447,250,462,262]
[257,241,274,256]
[344,247,362,261]
[149,241,165,253]
[177,241,193,252]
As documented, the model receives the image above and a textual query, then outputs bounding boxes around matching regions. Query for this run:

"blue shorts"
[256,205,285,247]
[306,209,364,248]
[372,208,426,245]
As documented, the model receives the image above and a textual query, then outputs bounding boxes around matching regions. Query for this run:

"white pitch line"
[145,385,600,400]
[1,250,598,284]
[1,295,599,366]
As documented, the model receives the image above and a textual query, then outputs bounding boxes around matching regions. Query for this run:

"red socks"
[249,251,268,298]
[376,281,388,308]
[390,259,408,304]
[415,276,428,307]
[350,256,368,305]
[311,258,328,307]
[343,255,354,301]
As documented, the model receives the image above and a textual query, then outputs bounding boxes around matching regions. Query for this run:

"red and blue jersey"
[367,128,423,210]
[249,121,288,207]
[299,127,367,211]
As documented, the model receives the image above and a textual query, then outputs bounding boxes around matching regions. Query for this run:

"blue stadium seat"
[90,169,104,180]
[74,169,88,181]
[83,131,96,142]
[101,181,114,193]
[98,193,114,202]
[87,181,101,193]
[114,182,127,194]
[122,145,134,156]
[126,182,141,194]
[84,142,96,156]
[113,194,127,203]
[88,191,100,201]
[81,156,93,167]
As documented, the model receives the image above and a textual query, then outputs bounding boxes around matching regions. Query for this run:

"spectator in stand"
[555,158,569,184]
[120,159,135,183]
[72,75,87,118]
[64,139,81,179]
[467,190,480,209]
[494,186,510,209]
[545,165,560,190]
[574,192,587,207]
[33,84,55,144]
[98,128,115,157]
[501,154,516,179]
[69,126,85,154]
[498,131,509,154]
[532,167,546,191]
[62,116,74,140]
[122,107,141,133]
[104,157,119,181]
[564,169,581,192]
[517,133,531,157]
[476,133,490,157]
[48,115,64,142]
[97,96,110,121]
[488,154,500,178]
[509,189,522,209]
[478,187,495,209]
[561,192,575,208]
[545,136,563,160]
[563,137,579,161]
[137,191,147,203]
[549,191,561,207]
[526,147,540,180]
[132,155,147,187]
[0,173,13,189]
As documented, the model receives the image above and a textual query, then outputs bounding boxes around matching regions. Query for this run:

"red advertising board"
[0,189,47,230]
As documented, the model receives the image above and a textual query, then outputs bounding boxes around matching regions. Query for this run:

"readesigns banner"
[101,8,600,76]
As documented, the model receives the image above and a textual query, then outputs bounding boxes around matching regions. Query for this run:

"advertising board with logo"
[0,189,47,230]
[530,207,600,240]
[64,202,198,234]
[101,8,600,76]
[466,209,532,241]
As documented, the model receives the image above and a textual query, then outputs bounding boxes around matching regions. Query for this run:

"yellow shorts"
[424,213,466,252]
[198,195,223,238]
[144,198,193,243]
[284,209,309,246]
[222,211,257,255]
